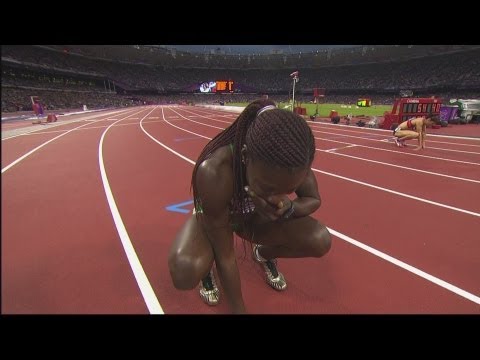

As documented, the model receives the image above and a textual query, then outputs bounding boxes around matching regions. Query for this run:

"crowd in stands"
[39,45,478,69]
[2,45,479,113]
[2,88,142,113]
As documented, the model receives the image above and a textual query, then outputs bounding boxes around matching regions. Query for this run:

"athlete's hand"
[413,146,422,151]
[244,187,293,221]
[266,194,294,218]
[244,186,279,221]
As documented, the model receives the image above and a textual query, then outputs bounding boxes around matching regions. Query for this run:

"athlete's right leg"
[235,216,331,291]
[168,214,214,290]
[394,130,419,147]
[393,128,403,147]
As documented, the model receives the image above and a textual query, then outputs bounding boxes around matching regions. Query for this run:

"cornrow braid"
[246,108,315,167]
[192,99,315,237]
[192,98,275,214]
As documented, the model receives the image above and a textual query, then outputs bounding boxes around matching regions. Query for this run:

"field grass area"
[226,102,393,117]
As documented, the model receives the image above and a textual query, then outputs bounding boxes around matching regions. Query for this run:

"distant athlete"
[393,114,441,150]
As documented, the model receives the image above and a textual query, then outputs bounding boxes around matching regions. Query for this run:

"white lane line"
[318,136,480,166]
[2,109,143,174]
[161,107,480,217]
[139,109,480,306]
[313,128,480,155]
[310,120,480,141]
[171,107,232,125]
[328,228,480,305]
[2,109,134,140]
[163,107,480,184]
[319,149,480,184]
[169,107,480,164]
[326,145,357,152]
[140,108,196,165]
[169,108,225,130]
[311,166,480,217]
[99,107,164,314]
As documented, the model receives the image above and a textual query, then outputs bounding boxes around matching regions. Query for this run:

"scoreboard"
[400,98,442,121]
[357,98,371,107]
[215,80,234,93]
[198,80,234,93]
[382,97,442,130]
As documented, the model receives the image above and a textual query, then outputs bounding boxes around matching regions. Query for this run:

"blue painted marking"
[165,200,194,214]
[174,136,200,142]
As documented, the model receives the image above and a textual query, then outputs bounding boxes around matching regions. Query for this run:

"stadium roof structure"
[154,45,360,55]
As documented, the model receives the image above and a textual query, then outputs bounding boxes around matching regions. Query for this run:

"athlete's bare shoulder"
[412,117,425,128]
[196,146,234,211]
[199,146,232,172]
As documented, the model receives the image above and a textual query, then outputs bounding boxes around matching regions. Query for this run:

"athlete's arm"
[284,168,321,218]
[422,123,427,148]
[195,157,245,314]
[415,119,423,149]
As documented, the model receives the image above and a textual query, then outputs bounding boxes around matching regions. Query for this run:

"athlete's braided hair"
[192,99,315,228]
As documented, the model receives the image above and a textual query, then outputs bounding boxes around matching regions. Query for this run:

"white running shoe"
[199,269,220,306]
[252,244,287,291]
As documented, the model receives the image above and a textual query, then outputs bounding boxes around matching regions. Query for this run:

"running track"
[2,106,479,314]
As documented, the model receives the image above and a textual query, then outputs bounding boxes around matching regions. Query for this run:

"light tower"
[290,71,299,111]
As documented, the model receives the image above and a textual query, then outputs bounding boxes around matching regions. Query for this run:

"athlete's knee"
[310,224,332,257]
[168,251,202,290]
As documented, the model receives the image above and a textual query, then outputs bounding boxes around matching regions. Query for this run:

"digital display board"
[216,80,234,93]
[357,98,371,107]
[381,97,442,130]
[200,81,217,93]
[198,80,234,93]
[399,98,441,121]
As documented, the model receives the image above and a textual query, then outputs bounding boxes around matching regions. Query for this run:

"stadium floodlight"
[290,71,299,111]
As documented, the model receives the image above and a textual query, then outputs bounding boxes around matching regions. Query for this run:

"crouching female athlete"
[168,99,332,314]
[393,114,441,150]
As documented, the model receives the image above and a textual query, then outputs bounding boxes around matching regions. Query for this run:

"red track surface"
[2,105,480,314]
